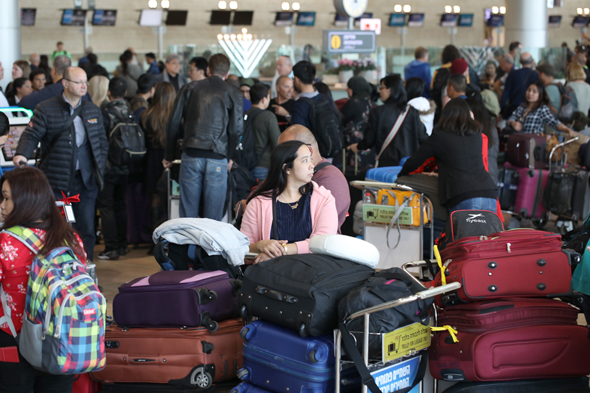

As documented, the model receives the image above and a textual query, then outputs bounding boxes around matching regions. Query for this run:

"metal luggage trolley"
[167,159,182,220]
[350,180,435,270]
[335,279,461,393]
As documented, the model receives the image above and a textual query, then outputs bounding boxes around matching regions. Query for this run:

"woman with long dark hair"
[506,81,571,134]
[6,78,33,107]
[341,76,375,170]
[240,140,338,264]
[140,82,176,233]
[38,55,52,86]
[115,50,142,99]
[348,74,428,167]
[399,98,498,213]
[0,167,85,392]
[465,94,499,185]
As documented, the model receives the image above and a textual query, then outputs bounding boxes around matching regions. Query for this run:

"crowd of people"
[2,38,590,390]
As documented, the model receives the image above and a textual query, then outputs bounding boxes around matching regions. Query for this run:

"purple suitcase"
[112,270,240,331]
[508,163,549,219]
[506,134,547,169]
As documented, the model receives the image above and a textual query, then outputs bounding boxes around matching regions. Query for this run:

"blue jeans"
[179,154,228,220]
[450,197,497,214]
[251,166,269,182]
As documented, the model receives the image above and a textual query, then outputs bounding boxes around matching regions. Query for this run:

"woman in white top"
[406,77,436,135]
[567,62,590,116]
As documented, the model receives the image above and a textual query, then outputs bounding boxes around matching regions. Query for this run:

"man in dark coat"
[14,67,109,260]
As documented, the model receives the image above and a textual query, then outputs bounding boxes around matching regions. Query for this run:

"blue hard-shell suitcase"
[230,382,272,393]
[238,320,360,393]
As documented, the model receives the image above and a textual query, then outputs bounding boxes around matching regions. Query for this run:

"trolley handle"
[548,136,579,171]
[344,282,460,323]
[350,180,416,193]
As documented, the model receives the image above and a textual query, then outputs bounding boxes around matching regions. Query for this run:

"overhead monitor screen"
[388,13,406,27]
[233,11,253,25]
[458,13,473,27]
[139,9,163,26]
[487,14,504,27]
[296,12,316,26]
[92,10,117,26]
[572,16,587,28]
[61,9,87,26]
[166,10,188,25]
[210,10,231,25]
[548,15,561,27]
[21,8,36,26]
[407,13,425,27]
[440,13,457,27]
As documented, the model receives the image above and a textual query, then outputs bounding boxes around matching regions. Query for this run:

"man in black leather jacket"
[164,54,243,220]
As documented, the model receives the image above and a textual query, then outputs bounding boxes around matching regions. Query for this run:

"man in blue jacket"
[404,47,431,98]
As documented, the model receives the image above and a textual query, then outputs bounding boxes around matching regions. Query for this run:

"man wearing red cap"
[442,58,480,107]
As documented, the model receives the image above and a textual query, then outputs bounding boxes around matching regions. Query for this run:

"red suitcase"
[509,164,549,219]
[433,229,579,306]
[429,298,590,382]
[90,319,244,389]
[73,373,100,393]
[506,133,547,169]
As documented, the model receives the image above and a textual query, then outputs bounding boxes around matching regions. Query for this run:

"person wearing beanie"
[442,59,481,107]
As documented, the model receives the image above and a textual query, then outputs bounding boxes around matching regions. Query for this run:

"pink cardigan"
[240,181,338,254]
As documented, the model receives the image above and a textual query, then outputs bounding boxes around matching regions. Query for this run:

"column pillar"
[504,0,547,48]
[0,0,21,90]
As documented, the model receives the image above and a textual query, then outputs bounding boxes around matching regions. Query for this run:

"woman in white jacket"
[406,77,436,135]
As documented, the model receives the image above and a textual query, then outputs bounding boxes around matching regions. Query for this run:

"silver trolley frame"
[335,280,461,393]
[350,180,435,269]
[167,159,182,220]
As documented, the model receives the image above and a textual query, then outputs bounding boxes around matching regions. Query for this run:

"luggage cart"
[335,280,461,393]
[350,180,435,270]
[167,159,181,220]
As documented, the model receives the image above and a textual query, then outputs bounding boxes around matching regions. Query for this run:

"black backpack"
[234,109,264,171]
[549,83,579,123]
[300,96,343,158]
[108,115,147,167]
[437,210,504,251]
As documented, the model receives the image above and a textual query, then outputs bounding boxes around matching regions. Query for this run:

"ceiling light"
[281,2,289,10]
[492,6,499,14]
[394,4,402,12]
[148,0,157,8]
[444,5,452,13]
[292,2,300,11]
[242,27,248,33]
[499,6,506,14]
[229,1,238,9]
[577,8,583,15]
[217,34,223,40]
[218,1,227,9]
[161,0,169,9]
[585,8,590,15]
[223,34,230,40]
[403,4,411,13]
[453,5,460,13]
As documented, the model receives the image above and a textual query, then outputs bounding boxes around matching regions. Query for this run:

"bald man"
[269,75,295,131]
[271,55,293,99]
[14,66,108,260]
[279,125,350,231]
[500,51,539,118]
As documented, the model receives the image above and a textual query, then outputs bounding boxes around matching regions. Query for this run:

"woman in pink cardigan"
[240,140,338,264]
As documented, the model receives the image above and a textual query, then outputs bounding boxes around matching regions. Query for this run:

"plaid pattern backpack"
[0,226,106,374]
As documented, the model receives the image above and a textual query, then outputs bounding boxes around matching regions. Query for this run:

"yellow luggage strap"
[431,325,459,343]
[433,245,446,286]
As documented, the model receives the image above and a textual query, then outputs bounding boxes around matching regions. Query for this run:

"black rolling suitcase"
[571,169,590,221]
[442,377,590,393]
[496,167,519,211]
[544,170,576,216]
[238,254,374,337]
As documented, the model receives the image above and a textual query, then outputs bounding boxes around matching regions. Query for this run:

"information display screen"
[92,10,117,26]
[61,9,87,26]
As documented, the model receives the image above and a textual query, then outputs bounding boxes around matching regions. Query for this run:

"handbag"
[375,106,409,168]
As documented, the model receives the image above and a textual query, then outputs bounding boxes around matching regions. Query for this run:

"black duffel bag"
[437,209,504,251]
[338,268,433,393]
[239,254,375,337]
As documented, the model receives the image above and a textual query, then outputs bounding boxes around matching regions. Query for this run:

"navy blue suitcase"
[230,382,272,393]
[239,320,360,393]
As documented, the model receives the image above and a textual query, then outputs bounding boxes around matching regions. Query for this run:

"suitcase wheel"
[240,327,250,341]
[308,350,319,363]
[190,367,213,389]
[240,305,250,320]
[237,368,250,381]
[298,323,307,338]
[205,319,219,332]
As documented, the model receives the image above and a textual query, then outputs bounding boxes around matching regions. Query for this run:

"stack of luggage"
[90,270,245,391]
[427,227,590,392]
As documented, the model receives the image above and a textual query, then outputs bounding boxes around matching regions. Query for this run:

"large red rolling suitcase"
[432,229,579,306]
[90,319,244,389]
[429,298,590,382]
[510,165,549,219]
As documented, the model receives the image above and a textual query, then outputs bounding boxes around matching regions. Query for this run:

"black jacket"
[16,95,109,193]
[399,129,497,207]
[357,102,428,167]
[165,76,243,161]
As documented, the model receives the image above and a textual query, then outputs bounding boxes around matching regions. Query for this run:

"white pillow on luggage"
[309,235,380,269]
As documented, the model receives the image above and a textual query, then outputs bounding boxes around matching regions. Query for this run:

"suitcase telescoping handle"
[548,136,579,171]
[255,286,298,303]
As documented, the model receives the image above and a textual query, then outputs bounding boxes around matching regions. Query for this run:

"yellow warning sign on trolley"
[382,322,431,363]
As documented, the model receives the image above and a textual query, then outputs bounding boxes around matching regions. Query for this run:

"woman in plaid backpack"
[0,167,87,393]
